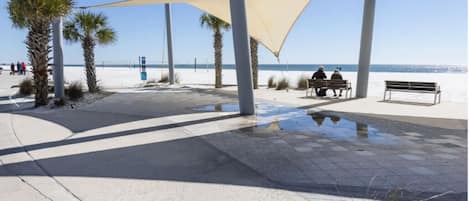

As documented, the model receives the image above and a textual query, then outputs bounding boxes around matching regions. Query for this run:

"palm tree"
[8,0,73,106]
[200,13,230,88]
[64,11,116,93]
[250,37,259,89]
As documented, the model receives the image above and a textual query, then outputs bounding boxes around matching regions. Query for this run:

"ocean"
[63,64,467,73]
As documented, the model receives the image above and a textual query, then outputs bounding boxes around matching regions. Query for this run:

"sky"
[0,0,467,65]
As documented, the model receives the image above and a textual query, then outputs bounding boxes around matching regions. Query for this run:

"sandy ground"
[8,67,460,103]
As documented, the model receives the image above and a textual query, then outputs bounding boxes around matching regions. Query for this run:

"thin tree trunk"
[28,21,50,106]
[214,31,223,88]
[250,37,258,89]
[83,37,98,93]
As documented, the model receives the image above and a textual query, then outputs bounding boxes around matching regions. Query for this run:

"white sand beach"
[49,67,467,103]
[1,66,466,103]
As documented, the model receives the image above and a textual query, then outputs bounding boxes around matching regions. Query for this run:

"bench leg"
[439,93,441,103]
[383,90,387,101]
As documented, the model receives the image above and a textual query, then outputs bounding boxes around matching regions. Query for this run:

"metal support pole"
[52,17,65,99]
[165,3,175,84]
[230,0,255,115]
[356,0,376,98]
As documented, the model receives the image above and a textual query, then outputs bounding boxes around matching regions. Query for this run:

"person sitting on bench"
[331,69,343,97]
[312,66,327,96]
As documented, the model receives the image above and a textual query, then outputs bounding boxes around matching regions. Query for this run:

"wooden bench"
[384,81,441,104]
[306,79,352,98]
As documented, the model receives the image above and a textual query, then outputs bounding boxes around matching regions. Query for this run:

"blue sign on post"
[140,56,147,81]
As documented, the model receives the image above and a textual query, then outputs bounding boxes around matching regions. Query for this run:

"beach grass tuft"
[159,74,169,83]
[66,81,84,101]
[268,76,276,88]
[54,98,66,106]
[19,78,34,95]
[297,75,309,90]
[147,78,157,84]
[276,78,289,90]
[175,73,181,84]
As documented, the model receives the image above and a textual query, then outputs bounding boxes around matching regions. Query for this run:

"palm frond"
[96,27,116,45]
[63,11,116,46]
[8,0,73,29]
[200,13,230,33]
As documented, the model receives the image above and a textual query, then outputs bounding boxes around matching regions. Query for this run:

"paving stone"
[409,167,437,175]
[402,136,421,141]
[295,146,313,152]
[305,142,323,148]
[403,132,424,137]
[398,154,425,161]
[272,139,288,144]
[434,153,459,160]
[435,147,461,154]
[331,146,348,152]
[354,150,376,156]
[294,135,310,139]
[317,139,332,143]
[407,149,427,155]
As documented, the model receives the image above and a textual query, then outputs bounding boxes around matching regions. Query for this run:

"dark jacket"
[331,72,343,80]
[312,70,326,80]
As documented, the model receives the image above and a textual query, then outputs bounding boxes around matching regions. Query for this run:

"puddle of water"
[192,103,402,145]
[192,103,239,112]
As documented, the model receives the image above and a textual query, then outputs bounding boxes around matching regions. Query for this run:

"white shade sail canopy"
[87,0,310,57]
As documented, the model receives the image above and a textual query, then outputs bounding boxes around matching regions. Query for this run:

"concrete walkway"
[220,86,467,120]
[0,84,466,200]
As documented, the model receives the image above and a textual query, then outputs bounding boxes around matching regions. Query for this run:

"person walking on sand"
[312,66,327,96]
[16,62,21,75]
[331,69,343,97]
[21,62,26,75]
[10,62,15,75]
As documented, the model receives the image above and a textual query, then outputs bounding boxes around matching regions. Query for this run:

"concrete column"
[230,0,255,115]
[356,0,376,98]
[52,17,65,99]
[165,3,175,84]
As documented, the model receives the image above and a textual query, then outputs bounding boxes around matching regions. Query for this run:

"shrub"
[66,81,83,101]
[175,73,181,84]
[276,78,289,90]
[19,78,34,95]
[267,76,276,88]
[159,73,169,83]
[297,75,309,90]
[146,78,157,84]
[54,98,66,106]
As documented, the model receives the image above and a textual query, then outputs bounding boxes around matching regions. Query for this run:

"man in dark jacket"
[331,69,343,97]
[312,66,327,96]
[16,62,21,74]
[10,63,15,75]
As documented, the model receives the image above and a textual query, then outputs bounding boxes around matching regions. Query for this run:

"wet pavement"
[193,102,468,200]
[1,86,466,201]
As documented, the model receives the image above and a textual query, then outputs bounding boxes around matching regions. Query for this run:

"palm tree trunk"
[214,31,223,88]
[83,37,98,93]
[250,37,259,89]
[28,22,50,106]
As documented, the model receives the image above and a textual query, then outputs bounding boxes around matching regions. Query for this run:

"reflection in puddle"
[193,103,402,145]
[192,103,239,112]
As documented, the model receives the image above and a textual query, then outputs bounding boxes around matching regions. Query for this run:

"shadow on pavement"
[1,131,466,201]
